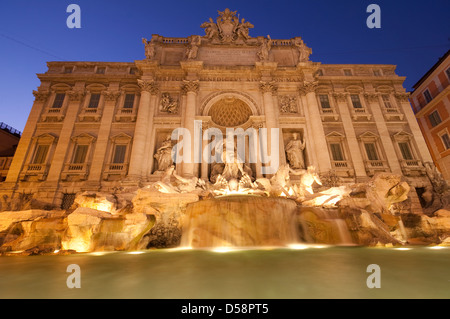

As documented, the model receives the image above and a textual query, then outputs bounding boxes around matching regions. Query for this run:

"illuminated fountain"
[1,146,449,255]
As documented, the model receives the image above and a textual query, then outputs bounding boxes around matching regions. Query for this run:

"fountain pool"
[1,246,449,299]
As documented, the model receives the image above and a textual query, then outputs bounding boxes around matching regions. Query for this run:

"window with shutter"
[113,145,127,163]
[73,145,88,163]
[52,93,65,108]
[364,143,379,160]
[330,143,344,161]
[88,93,101,108]
[398,142,413,160]
[123,94,135,108]
[32,145,49,164]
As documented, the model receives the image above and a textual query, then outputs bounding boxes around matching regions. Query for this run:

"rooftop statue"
[142,37,156,60]
[257,35,272,61]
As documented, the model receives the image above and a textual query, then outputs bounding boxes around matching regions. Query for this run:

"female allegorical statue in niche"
[154,135,173,172]
[285,133,306,169]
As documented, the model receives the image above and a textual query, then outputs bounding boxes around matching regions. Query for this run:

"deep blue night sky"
[1,0,449,132]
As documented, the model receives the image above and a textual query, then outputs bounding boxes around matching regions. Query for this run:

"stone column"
[46,89,85,182]
[260,81,280,175]
[127,80,157,181]
[200,122,210,181]
[253,123,263,178]
[299,81,332,172]
[364,92,402,174]
[4,90,50,185]
[300,94,318,169]
[395,92,433,162]
[87,89,121,184]
[143,90,159,178]
[181,80,199,177]
[333,92,367,179]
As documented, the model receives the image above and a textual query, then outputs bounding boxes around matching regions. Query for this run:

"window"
[330,143,344,161]
[61,193,76,210]
[428,110,442,127]
[52,93,65,108]
[441,133,450,150]
[364,143,379,161]
[64,67,73,74]
[96,67,105,74]
[381,94,392,108]
[344,69,352,76]
[72,145,88,163]
[423,89,432,103]
[123,94,135,108]
[88,93,101,108]
[319,94,331,108]
[373,70,381,76]
[398,142,413,160]
[32,145,49,164]
[350,94,362,108]
[112,145,127,163]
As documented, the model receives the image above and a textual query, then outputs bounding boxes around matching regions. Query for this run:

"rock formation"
[1,168,449,255]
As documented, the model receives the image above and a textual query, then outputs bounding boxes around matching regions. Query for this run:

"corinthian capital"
[332,92,348,102]
[394,92,410,102]
[363,92,380,103]
[67,90,85,102]
[137,79,159,94]
[32,90,50,102]
[102,90,121,102]
[298,81,318,95]
[259,81,277,94]
[181,80,199,94]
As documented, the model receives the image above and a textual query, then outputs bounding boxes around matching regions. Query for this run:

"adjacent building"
[0,122,21,182]
[0,9,435,211]
[410,50,450,181]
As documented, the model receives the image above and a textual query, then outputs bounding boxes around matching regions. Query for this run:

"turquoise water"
[0,246,449,299]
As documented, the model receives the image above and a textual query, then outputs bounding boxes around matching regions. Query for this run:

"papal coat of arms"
[201,8,254,43]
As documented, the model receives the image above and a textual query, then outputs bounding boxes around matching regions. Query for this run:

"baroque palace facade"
[0,9,435,210]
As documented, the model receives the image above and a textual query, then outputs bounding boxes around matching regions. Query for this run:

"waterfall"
[298,207,354,245]
[180,195,300,248]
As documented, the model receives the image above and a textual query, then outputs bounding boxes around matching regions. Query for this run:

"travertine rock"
[61,207,154,252]
[132,188,199,248]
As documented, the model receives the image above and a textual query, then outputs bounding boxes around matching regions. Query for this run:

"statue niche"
[285,132,306,169]
[153,135,173,173]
